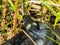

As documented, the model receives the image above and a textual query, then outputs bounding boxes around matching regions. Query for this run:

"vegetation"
[0,0,60,45]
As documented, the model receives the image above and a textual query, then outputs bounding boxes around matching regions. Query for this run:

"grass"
[0,0,60,45]
[42,21,60,45]
[8,0,23,21]
[54,11,60,28]
[1,0,7,30]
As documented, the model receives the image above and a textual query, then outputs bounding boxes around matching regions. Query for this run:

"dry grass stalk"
[31,4,41,10]
[13,0,18,34]
[20,30,37,45]
[22,4,25,15]
[26,1,60,7]
[1,0,7,31]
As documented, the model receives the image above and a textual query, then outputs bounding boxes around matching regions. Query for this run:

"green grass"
[0,0,60,45]
[8,0,23,21]
[43,22,60,45]
[42,0,60,28]
[54,11,60,28]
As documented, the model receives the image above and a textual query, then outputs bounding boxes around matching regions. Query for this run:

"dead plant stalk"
[13,0,18,34]
[1,0,6,30]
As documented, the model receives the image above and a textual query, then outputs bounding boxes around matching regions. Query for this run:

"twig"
[20,30,37,45]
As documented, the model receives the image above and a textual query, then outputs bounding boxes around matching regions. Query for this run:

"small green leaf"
[18,14,23,21]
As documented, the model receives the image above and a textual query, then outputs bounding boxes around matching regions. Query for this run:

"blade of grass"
[42,0,57,16]
[42,21,60,41]
[8,0,23,21]
[54,11,60,28]
[8,0,15,11]
[46,36,60,45]
[42,1,60,28]
[43,2,57,16]
[13,0,19,34]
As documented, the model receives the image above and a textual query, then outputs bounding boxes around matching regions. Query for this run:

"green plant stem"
[43,21,60,41]
[46,36,60,45]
